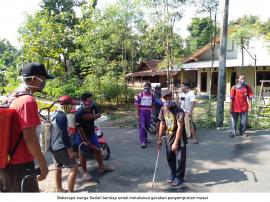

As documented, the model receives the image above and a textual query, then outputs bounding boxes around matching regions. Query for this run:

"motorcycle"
[95,124,111,160]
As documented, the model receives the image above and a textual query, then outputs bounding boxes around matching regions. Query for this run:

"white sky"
[0,0,269,48]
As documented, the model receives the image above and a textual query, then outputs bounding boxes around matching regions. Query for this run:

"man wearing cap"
[50,96,79,192]
[158,89,187,186]
[0,62,52,192]
[135,82,156,148]
[75,92,113,181]
[179,82,198,144]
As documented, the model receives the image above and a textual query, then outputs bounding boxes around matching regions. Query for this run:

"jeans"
[231,112,248,135]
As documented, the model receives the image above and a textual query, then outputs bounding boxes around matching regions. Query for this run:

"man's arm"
[23,127,48,181]
[157,121,165,149]
[172,113,184,152]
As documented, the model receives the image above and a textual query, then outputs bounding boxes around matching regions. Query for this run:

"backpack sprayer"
[39,101,58,153]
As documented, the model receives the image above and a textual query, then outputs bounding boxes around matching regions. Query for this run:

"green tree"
[229,15,262,68]
[185,17,215,54]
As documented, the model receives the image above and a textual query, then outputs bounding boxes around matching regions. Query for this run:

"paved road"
[38,128,270,192]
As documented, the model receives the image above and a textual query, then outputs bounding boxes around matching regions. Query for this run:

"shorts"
[0,161,39,192]
[51,148,78,168]
[76,133,100,155]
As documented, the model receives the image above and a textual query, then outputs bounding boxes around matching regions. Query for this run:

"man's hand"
[157,138,162,150]
[248,107,252,113]
[171,142,179,152]
[37,164,49,181]
[68,149,75,159]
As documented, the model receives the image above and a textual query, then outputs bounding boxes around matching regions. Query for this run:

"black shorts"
[52,148,78,168]
[0,161,39,192]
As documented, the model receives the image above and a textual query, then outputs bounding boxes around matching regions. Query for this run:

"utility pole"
[216,0,229,128]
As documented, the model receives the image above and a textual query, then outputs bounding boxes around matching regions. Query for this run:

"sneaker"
[229,133,235,138]
[242,132,248,137]
[141,143,146,148]
[193,139,199,144]
[171,178,184,186]
[99,166,114,174]
[166,174,176,183]
[82,172,92,181]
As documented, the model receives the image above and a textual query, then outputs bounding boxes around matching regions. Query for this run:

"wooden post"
[216,0,229,128]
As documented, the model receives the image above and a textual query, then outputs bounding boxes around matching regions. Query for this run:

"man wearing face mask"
[179,82,198,144]
[230,74,253,138]
[75,92,113,181]
[157,90,187,186]
[135,82,155,148]
[0,62,52,192]
[50,96,79,192]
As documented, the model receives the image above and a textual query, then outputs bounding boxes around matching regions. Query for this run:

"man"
[153,85,163,138]
[0,62,51,192]
[75,92,113,181]
[179,82,198,144]
[230,74,253,138]
[135,82,155,148]
[158,90,187,186]
[50,95,79,192]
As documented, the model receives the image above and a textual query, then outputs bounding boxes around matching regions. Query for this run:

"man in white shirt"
[179,82,198,144]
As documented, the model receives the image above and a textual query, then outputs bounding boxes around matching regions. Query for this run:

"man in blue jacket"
[50,96,79,192]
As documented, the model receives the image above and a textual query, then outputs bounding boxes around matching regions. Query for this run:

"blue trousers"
[231,112,248,135]
[139,110,151,144]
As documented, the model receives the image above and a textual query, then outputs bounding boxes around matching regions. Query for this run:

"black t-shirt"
[158,105,187,146]
[75,104,100,137]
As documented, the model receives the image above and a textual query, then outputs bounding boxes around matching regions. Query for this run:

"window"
[227,40,234,51]
[201,72,207,92]
[257,71,270,87]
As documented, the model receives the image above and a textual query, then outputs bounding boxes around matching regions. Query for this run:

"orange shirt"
[230,84,253,113]
[10,94,41,164]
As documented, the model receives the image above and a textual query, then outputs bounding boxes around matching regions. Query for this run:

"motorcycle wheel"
[100,143,110,160]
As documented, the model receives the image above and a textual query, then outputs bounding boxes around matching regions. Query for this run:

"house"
[125,60,180,87]
[179,36,270,100]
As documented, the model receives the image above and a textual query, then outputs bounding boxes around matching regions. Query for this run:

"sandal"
[57,189,68,193]
[99,166,114,174]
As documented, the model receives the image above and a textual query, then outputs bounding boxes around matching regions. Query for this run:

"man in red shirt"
[230,74,253,138]
[0,62,52,192]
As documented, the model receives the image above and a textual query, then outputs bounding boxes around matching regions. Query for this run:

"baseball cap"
[59,96,73,105]
[21,62,53,79]
[161,89,172,98]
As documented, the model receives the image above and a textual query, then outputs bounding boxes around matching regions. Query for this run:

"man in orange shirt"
[230,74,253,138]
[0,62,52,192]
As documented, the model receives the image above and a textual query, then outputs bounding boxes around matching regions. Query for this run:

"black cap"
[161,89,172,98]
[21,62,53,79]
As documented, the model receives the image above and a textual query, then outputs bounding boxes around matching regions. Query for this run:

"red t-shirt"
[230,84,253,112]
[9,94,41,164]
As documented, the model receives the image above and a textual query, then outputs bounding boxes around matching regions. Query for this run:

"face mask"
[21,76,45,92]
[36,77,46,91]
[239,80,244,85]
[83,100,93,108]
[144,88,150,93]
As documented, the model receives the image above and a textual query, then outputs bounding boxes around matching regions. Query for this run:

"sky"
[0,0,269,48]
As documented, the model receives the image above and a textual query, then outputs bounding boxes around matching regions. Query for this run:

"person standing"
[135,82,155,148]
[230,74,253,138]
[0,62,51,192]
[179,82,198,144]
[50,96,79,192]
[75,92,113,181]
[158,90,187,186]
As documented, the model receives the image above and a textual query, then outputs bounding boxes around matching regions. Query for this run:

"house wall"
[196,66,270,101]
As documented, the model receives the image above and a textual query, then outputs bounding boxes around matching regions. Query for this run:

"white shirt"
[179,91,196,113]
